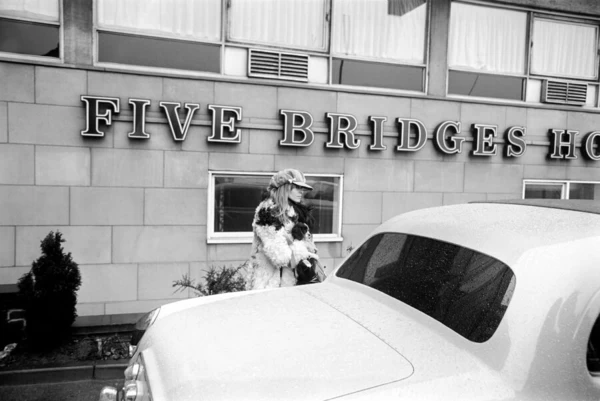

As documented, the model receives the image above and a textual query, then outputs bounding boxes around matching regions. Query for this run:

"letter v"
[159,102,200,141]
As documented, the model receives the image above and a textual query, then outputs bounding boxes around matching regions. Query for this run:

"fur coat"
[246,199,318,290]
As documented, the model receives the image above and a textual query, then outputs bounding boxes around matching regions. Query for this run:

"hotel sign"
[80,95,600,160]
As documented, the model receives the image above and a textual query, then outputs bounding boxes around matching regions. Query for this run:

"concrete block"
[341,224,379,255]
[35,67,87,106]
[414,161,464,192]
[207,244,253,263]
[460,103,506,134]
[92,148,163,187]
[249,130,298,156]
[354,136,444,162]
[105,299,180,315]
[343,192,382,224]
[0,102,6,142]
[337,93,411,129]
[9,102,112,147]
[464,163,524,194]
[145,189,206,225]
[0,227,15,267]
[113,226,206,263]
[209,152,274,172]
[274,155,344,174]
[486,193,522,201]
[0,266,29,285]
[163,78,214,118]
[345,158,414,192]
[442,192,487,206]
[76,303,105,317]
[0,186,68,225]
[71,187,144,225]
[16,226,112,266]
[382,192,443,221]
[0,63,34,102]
[411,99,460,131]
[164,151,209,188]
[505,106,527,129]
[567,111,600,136]
[0,144,34,184]
[293,131,357,159]
[35,146,90,186]
[215,82,277,119]
[527,108,568,138]
[524,164,568,180]
[566,167,600,181]
[112,121,184,151]
[138,263,189,300]
[78,264,138,303]
[87,71,163,112]
[277,87,337,122]
[518,144,553,166]
[185,126,250,153]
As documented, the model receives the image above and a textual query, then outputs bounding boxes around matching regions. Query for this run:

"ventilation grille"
[248,49,309,82]
[541,79,588,106]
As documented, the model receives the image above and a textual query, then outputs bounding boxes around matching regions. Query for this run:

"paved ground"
[0,378,121,401]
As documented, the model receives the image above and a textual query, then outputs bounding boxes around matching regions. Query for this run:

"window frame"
[523,179,600,199]
[207,170,344,244]
[447,0,600,104]
[0,0,63,63]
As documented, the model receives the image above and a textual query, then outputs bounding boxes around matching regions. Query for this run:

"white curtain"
[448,3,526,74]
[0,0,59,22]
[97,0,221,41]
[332,0,427,63]
[531,19,597,80]
[228,0,328,51]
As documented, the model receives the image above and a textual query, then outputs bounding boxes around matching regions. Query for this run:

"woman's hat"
[268,169,313,191]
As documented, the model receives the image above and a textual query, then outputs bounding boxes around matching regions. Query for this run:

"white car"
[100,199,600,401]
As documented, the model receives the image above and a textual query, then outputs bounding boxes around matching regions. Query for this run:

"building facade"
[1,0,600,326]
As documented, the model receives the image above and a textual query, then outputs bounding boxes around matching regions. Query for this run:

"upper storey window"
[0,0,60,58]
[448,1,600,107]
[96,0,222,73]
[228,0,329,52]
[330,0,428,91]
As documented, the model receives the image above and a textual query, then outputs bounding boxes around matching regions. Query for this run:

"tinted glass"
[337,233,516,342]
[332,58,424,91]
[0,18,59,57]
[213,175,340,234]
[524,184,563,199]
[569,183,600,200]
[448,70,524,100]
[98,31,220,73]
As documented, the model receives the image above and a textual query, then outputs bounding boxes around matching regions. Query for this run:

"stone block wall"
[2,60,600,324]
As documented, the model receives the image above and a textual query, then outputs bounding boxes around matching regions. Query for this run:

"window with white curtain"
[531,18,598,80]
[96,0,222,72]
[227,0,328,51]
[447,2,527,100]
[331,0,428,91]
[0,0,60,58]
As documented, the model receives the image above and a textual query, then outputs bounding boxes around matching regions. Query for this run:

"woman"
[246,168,321,290]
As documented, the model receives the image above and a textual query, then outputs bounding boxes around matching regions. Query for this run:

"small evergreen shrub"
[173,264,247,297]
[18,231,82,349]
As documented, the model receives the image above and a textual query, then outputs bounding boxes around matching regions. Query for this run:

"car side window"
[336,233,516,343]
[588,316,600,374]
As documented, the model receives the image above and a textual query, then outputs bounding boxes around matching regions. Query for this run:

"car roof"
[472,198,600,215]
[372,200,600,267]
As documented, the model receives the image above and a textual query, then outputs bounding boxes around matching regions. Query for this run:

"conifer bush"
[173,264,247,296]
[17,231,82,349]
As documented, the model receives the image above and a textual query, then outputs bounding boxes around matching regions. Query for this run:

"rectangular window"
[228,0,328,52]
[523,180,600,200]
[208,172,343,243]
[0,0,60,58]
[531,18,598,81]
[331,0,427,92]
[96,0,221,72]
[448,2,527,100]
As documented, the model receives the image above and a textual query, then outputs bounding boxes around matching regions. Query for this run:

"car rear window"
[336,233,516,343]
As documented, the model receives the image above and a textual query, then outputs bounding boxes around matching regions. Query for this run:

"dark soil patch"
[0,333,131,371]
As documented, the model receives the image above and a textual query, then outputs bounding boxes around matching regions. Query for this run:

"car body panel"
[125,201,600,400]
